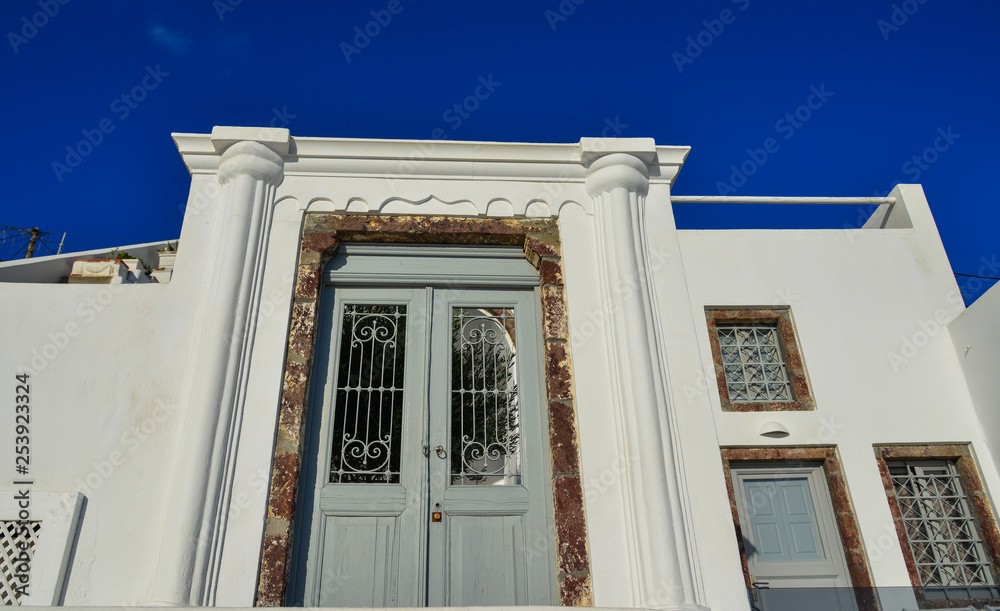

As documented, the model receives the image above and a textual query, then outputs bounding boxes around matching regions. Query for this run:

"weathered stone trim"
[720,446,876,611]
[873,443,1000,609]
[706,308,815,412]
[255,215,592,606]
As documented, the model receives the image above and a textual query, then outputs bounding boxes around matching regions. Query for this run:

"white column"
[148,138,285,606]
[585,151,709,611]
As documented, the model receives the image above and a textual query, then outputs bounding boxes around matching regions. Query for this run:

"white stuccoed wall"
[677,185,998,611]
[950,281,1000,484]
[1,130,993,611]
[0,176,224,603]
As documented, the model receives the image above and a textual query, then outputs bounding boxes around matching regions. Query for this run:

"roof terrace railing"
[669,196,897,205]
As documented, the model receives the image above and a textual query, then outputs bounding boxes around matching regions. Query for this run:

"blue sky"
[2,0,997,301]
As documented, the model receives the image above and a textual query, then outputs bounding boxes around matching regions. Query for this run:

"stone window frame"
[254,214,592,607]
[874,443,1000,609]
[720,446,877,611]
[705,307,815,412]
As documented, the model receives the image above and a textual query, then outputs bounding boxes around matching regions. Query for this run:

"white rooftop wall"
[950,280,1000,481]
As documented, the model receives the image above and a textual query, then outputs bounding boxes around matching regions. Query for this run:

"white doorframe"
[731,462,857,611]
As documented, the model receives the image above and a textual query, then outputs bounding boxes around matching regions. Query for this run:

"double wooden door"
[292,248,556,606]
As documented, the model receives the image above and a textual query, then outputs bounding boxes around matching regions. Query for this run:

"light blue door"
[743,478,824,563]
[733,465,858,611]
[294,245,556,606]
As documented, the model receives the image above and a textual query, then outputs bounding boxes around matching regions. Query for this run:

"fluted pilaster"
[585,147,707,611]
[148,135,286,606]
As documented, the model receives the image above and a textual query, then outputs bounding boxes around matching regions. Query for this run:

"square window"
[706,308,814,412]
[716,323,792,403]
[876,446,1000,608]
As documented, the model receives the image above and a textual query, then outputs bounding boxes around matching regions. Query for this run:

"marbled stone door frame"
[255,214,593,606]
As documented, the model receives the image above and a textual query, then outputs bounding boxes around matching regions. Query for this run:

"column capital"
[217,140,285,187]
[585,152,650,198]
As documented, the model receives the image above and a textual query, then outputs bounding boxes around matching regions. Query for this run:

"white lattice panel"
[0,520,41,606]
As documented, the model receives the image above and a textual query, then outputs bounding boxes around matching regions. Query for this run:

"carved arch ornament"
[299,193,591,217]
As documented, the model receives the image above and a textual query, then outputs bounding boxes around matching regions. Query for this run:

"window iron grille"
[0,520,41,606]
[717,323,793,403]
[329,304,407,484]
[451,308,521,486]
[888,460,1000,601]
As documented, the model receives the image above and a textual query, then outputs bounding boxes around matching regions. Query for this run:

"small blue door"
[743,478,824,563]
[733,465,858,611]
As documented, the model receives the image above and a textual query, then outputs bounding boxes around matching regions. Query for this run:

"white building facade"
[1,127,998,611]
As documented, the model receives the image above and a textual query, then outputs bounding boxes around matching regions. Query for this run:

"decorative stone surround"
[720,446,876,611]
[255,214,592,606]
[873,444,1000,609]
[705,308,815,412]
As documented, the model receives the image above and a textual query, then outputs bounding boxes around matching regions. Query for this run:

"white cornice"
[172,131,690,186]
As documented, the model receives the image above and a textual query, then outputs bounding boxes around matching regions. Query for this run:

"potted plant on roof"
[156,241,178,270]
[110,249,153,283]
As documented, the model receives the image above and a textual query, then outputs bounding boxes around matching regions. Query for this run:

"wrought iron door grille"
[330,304,407,484]
[451,308,521,486]
[716,323,793,402]
[0,520,41,605]
[888,460,1000,600]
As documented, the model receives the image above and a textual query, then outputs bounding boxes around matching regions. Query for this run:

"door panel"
[304,289,428,607]
[426,289,554,606]
[447,515,527,605]
[744,478,824,562]
[317,516,398,606]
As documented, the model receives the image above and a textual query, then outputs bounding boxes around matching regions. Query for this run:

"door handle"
[435,445,446,458]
